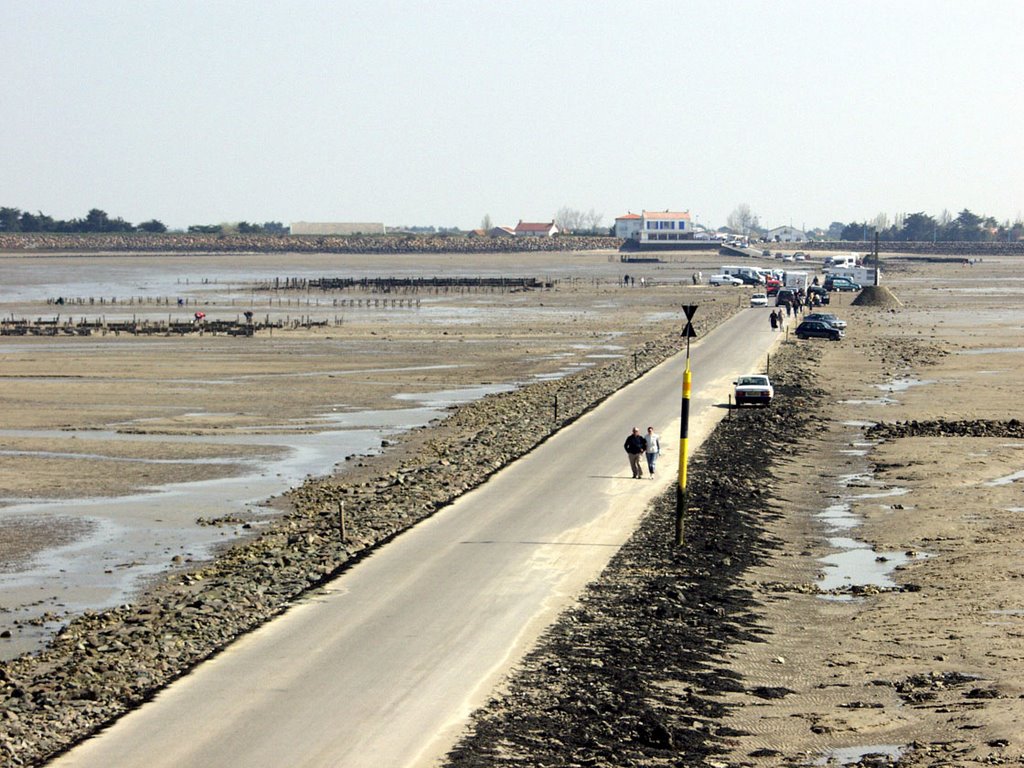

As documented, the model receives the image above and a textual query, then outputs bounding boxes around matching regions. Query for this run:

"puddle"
[839,397,898,406]
[873,377,935,392]
[816,501,860,532]
[815,744,904,766]
[984,469,1024,487]
[817,536,930,595]
[960,346,1024,355]
[852,487,909,501]
[842,420,878,428]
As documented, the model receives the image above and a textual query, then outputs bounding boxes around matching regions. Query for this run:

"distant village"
[291,212,814,244]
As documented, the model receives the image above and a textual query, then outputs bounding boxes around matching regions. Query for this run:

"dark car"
[807,285,831,305]
[824,276,861,292]
[805,312,846,330]
[775,287,798,306]
[733,272,763,286]
[795,319,843,341]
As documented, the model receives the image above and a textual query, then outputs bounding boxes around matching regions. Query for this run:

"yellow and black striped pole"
[677,305,698,545]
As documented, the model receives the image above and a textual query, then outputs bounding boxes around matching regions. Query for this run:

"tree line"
[832,209,1023,243]
[0,207,287,235]
[727,204,1022,242]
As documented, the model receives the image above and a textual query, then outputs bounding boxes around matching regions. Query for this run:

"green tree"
[138,219,167,233]
[0,207,22,232]
[898,212,937,241]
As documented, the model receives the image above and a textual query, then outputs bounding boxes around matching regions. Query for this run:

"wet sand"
[0,248,733,657]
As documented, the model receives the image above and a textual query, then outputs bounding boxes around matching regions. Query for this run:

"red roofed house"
[514,220,559,237]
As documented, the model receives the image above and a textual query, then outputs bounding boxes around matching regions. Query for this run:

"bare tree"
[555,206,585,233]
[481,214,493,230]
[871,212,889,232]
[584,208,603,233]
[727,204,756,234]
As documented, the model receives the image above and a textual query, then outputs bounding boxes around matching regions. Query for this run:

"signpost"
[677,305,698,545]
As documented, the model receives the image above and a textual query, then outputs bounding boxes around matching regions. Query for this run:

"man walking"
[644,426,661,478]
[623,427,647,479]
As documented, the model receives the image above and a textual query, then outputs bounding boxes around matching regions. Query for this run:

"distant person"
[769,311,778,331]
[624,274,630,286]
[644,426,661,477]
[623,427,647,479]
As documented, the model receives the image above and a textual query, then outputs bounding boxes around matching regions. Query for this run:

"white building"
[615,210,692,243]
[766,225,807,242]
[613,213,642,239]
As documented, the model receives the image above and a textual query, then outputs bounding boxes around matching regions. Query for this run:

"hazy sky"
[3,1,1022,232]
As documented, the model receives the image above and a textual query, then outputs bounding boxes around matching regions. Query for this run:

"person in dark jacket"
[623,427,647,479]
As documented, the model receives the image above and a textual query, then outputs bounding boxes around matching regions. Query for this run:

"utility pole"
[676,305,698,545]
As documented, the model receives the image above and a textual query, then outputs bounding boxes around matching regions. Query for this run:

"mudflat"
[2,247,1023,767]
[0,248,733,657]
[444,254,1024,767]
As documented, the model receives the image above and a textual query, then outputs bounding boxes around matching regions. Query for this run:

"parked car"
[807,285,831,305]
[795,319,844,341]
[805,312,846,330]
[709,274,743,286]
[775,287,798,306]
[762,249,772,258]
[793,251,806,260]
[733,374,774,407]
[824,276,861,292]
[733,272,763,286]
[749,293,768,307]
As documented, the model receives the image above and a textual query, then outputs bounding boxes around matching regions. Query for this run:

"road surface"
[51,307,782,768]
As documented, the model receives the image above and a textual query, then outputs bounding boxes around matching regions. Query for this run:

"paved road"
[51,307,783,768]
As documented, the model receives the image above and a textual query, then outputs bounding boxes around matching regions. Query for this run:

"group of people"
[623,426,661,479]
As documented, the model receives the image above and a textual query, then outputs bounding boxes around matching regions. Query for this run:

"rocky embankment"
[444,340,826,767]
[0,233,622,254]
[0,306,735,766]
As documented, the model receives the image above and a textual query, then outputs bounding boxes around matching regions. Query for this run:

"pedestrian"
[692,272,698,285]
[623,427,647,479]
[784,301,791,317]
[769,311,778,331]
[624,274,630,287]
[644,426,661,477]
